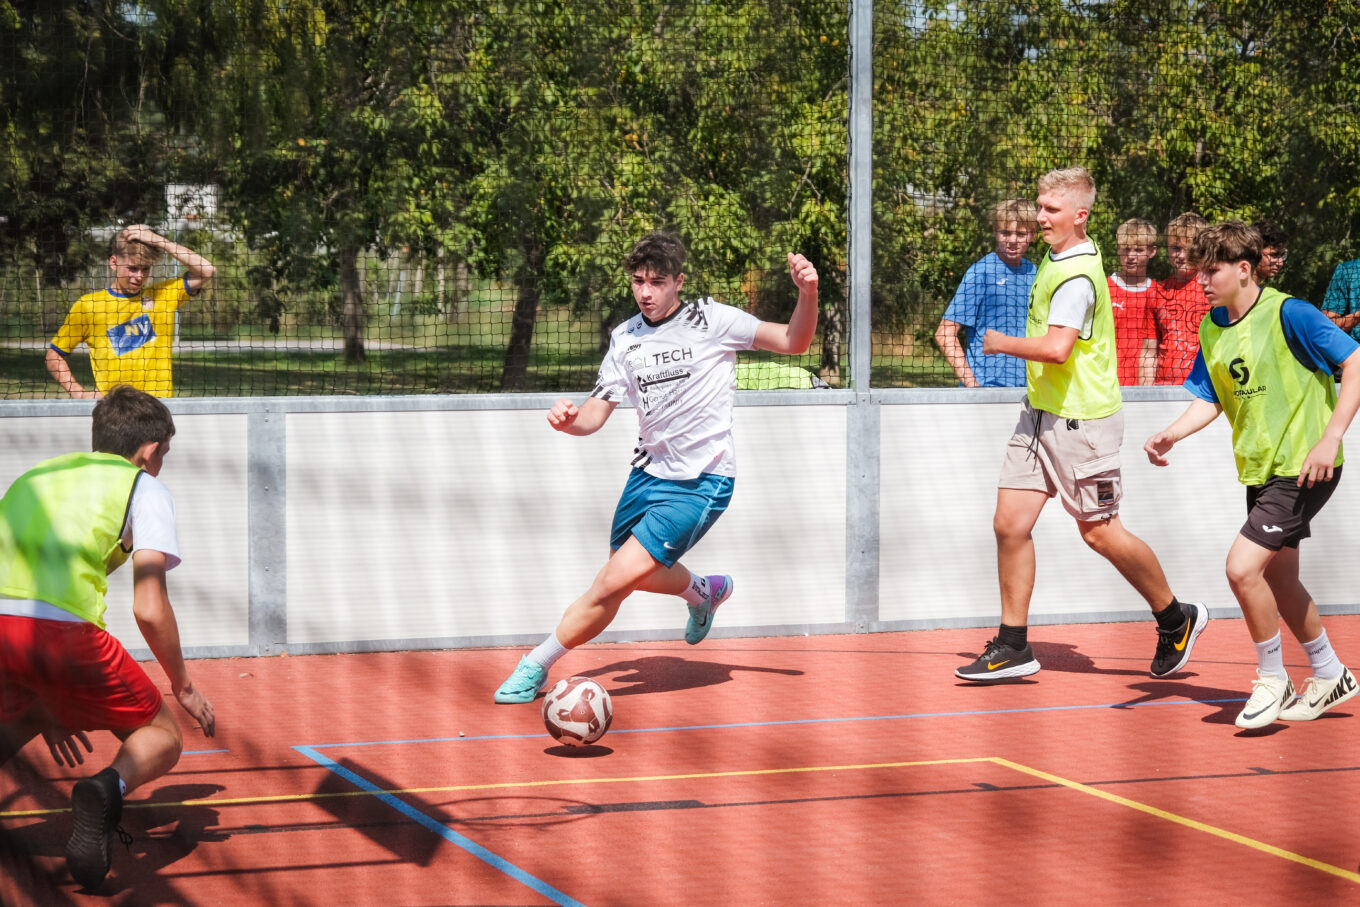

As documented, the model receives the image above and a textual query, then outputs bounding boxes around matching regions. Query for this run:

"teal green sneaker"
[494,656,548,704]
[685,575,733,645]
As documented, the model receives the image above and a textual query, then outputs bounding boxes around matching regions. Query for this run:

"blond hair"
[1037,166,1096,211]
[1115,218,1157,247]
[110,233,161,267]
[1164,212,1209,246]
[991,198,1038,231]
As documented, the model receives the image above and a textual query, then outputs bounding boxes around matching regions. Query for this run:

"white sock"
[116,774,127,797]
[1300,630,1344,681]
[1254,632,1287,679]
[528,633,570,670]
[680,571,710,605]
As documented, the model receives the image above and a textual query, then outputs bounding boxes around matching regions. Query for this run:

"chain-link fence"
[3,1,1358,398]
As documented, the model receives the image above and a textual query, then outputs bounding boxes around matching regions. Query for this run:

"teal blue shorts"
[610,469,735,567]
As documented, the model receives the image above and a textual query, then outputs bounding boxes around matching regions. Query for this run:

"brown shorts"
[998,399,1123,521]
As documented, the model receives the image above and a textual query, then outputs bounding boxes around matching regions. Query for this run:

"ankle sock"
[1154,598,1187,632]
[1254,632,1287,679]
[998,623,1028,650]
[680,571,710,606]
[1300,630,1344,681]
[528,633,569,670]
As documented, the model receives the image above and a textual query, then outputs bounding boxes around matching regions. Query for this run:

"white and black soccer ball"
[542,676,613,746]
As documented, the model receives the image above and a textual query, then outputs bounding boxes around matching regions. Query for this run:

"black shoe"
[955,637,1040,681]
[1150,601,1209,677]
[66,767,123,889]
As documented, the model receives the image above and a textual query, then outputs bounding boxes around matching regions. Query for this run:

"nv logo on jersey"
[107,314,156,356]
[1229,357,1251,386]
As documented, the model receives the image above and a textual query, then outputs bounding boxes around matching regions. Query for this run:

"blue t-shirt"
[942,251,1036,387]
[1185,297,1360,403]
[1322,259,1360,342]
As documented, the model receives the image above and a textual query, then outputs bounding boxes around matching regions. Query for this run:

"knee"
[1224,557,1260,594]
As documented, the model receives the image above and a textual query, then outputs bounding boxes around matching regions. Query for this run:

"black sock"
[998,623,1028,650]
[1154,598,1187,632]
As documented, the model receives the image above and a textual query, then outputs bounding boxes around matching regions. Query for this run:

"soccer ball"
[542,676,613,746]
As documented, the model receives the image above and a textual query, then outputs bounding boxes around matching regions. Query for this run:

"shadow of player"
[579,656,802,696]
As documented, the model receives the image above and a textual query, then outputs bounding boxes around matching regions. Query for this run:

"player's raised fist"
[788,253,818,292]
[546,397,579,431]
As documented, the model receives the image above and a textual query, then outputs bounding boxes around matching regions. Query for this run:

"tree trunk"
[339,245,366,363]
[500,237,544,390]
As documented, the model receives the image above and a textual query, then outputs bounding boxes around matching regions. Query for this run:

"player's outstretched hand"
[176,681,216,738]
[788,253,818,292]
[1144,431,1175,466]
[546,397,579,432]
[42,725,93,768]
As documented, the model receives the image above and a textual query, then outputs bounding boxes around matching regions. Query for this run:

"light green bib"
[1199,288,1342,485]
[1025,243,1121,420]
[0,451,141,628]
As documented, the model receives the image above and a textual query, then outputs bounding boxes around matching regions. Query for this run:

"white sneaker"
[1279,666,1358,721]
[1235,670,1295,729]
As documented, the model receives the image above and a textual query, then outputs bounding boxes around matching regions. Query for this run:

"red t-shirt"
[1153,275,1211,385]
[1108,274,1157,385]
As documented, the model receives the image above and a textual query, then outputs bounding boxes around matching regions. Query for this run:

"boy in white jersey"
[0,386,215,889]
[956,166,1207,682]
[1146,221,1360,729]
[494,233,819,703]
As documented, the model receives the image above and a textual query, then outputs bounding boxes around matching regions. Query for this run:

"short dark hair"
[92,385,176,458]
[1253,219,1288,249]
[624,233,686,278]
[1190,221,1263,272]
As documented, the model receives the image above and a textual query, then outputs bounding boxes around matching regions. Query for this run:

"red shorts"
[0,615,163,730]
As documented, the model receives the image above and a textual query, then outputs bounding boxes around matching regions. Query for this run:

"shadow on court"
[579,655,802,696]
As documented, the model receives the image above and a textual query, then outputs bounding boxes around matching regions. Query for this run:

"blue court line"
[185,749,229,755]
[294,745,588,907]
[301,695,1249,750]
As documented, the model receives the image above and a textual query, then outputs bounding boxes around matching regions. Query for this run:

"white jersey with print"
[592,296,761,480]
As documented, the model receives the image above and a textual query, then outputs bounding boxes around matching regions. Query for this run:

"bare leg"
[0,705,46,767]
[1225,534,1282,643]
[994,488,1048,627]
[554,536,666,648]
[1077,514,1174,611]
[1262,545,1325,643]
[108,703,184,795]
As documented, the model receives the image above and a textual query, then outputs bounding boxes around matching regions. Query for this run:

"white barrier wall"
[2,393,1357,658]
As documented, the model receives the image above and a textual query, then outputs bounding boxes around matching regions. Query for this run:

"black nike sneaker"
[956,637,1040,681]
[1150,601,1209,677]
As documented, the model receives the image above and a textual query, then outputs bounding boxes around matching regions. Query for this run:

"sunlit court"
[4,621,1360,904]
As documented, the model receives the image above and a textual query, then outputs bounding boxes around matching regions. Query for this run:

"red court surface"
[4,615,1360,905]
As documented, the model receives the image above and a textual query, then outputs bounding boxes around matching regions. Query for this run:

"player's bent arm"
[122,225,216,291]
[548,396,618,436]
[983,325,1077,364]
[1299,347,1360,485]
[44,347,97,398]
[1144,397,1222,466]
[1138,338,1157,385]
[934,320,978,387]
[1324,310,1360,333]
[130,550,214,736]
[753,253,819,355]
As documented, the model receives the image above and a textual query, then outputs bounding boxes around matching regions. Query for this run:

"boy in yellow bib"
[46,225,216,398]
[956,166,1206,682]
[1146,221,1360,729]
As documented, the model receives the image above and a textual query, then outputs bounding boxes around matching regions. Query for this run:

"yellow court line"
[991,756,1360,884]
[5,754,1358,884]
[0,757,990,818]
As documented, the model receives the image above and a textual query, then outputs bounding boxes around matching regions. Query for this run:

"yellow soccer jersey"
[49,277,194,396]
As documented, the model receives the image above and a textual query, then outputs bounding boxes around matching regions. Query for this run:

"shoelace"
[115,826,134,850]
